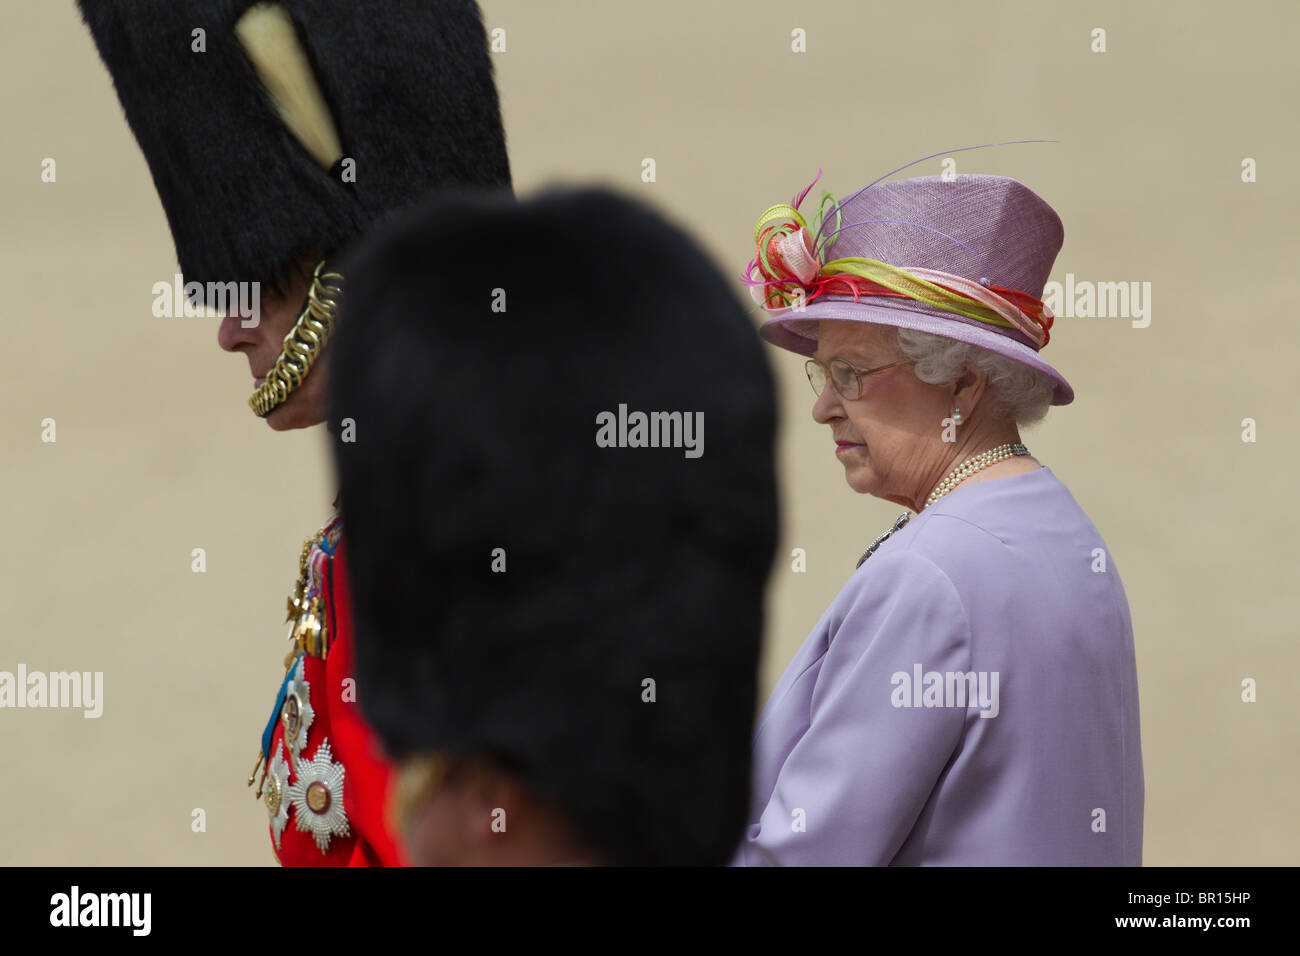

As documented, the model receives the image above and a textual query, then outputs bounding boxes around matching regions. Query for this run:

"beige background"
[1,0,1295,865]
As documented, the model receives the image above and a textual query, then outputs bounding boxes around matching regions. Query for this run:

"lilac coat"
[733,466,1143,865]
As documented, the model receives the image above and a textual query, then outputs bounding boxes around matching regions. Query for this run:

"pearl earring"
[951,407,964,425]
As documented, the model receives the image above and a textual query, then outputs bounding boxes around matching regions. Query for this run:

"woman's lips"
[835,441,863,456]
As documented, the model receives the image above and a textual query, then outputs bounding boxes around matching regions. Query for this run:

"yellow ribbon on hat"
[755,202,808,238]
[819,258,1021,331]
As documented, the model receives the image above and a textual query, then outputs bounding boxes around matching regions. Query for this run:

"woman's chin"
[842,463,878,496]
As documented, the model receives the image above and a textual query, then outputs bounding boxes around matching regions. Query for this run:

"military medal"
[281,657,315,757]
[292,596,326,659]
[265,744,291,851]
[251,519,338,803]
[288,739,352,853]
[283,530,332,666]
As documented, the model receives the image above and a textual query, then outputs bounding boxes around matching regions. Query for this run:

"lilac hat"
[750,173,1074,405]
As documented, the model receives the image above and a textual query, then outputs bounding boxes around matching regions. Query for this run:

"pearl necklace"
[856,442,1030,568]
[925,442,1029,509]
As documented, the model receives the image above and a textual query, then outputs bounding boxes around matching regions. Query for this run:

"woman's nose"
[811,385,842,425]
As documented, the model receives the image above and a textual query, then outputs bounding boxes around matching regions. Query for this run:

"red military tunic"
[253,513,406,866]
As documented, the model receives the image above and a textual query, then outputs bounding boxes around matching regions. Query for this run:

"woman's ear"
[953,365,988,413]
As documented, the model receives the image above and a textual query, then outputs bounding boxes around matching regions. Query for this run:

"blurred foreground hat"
[330,187,779,866]
[748,171,1074,405]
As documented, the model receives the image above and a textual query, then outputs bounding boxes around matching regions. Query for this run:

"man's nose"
[217,310,258,352]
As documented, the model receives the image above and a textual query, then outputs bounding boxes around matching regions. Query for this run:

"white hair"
[893,328,1054,429]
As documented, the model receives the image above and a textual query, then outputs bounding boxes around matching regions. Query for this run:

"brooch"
[856,512,911,568]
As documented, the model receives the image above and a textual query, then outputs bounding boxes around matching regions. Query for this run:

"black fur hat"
[330,188,779,866]
[77,0,510,298]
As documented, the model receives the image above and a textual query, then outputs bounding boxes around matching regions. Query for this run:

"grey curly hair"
[894,328,1054,428]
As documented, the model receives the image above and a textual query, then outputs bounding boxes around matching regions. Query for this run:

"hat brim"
[758,295,1074,406]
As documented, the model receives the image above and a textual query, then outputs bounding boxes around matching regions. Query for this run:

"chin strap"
[249,259,343,418]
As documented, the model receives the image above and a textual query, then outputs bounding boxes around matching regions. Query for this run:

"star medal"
[288,738,351,853]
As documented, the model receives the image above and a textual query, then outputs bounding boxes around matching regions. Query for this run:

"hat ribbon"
[745,185,1054,349]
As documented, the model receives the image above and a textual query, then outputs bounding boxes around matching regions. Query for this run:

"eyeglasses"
[805,357,912,401]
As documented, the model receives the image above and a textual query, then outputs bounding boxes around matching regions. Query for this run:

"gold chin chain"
[249,259,344,418]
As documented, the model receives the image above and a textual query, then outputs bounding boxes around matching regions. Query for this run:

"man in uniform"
[328,187,780,865]
[76,0,511,865]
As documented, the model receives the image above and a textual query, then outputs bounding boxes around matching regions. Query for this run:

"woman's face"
[811,321,953,502]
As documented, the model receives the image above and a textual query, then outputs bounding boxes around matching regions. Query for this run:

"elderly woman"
[733,172,1143,865]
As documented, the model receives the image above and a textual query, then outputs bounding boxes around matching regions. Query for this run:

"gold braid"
[249,259,344,417]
